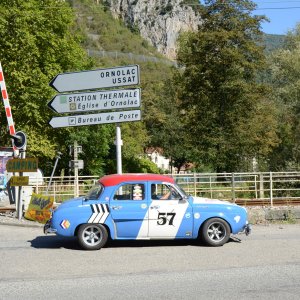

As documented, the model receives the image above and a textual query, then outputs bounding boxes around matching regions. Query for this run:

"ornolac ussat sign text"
[49,65,140,93]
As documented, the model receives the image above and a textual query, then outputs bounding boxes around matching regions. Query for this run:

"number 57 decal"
[157,212,176,226]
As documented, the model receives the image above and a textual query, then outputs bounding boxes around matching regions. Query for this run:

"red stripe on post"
[0,72,3,81]
[1,89,7,99]
[5,107,11,117]
[9,125,15,135]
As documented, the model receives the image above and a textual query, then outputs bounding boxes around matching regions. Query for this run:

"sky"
[252,0,300,35]
[198,1,300,35]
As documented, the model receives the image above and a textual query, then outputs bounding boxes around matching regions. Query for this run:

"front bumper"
[43,220,57,235]
[244,223,251,236]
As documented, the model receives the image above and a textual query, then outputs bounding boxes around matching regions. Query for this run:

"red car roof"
[99,173,175,187]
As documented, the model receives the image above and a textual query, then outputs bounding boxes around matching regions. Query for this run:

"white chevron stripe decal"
[88,204,98,223]
[93,204,104,223]
[99,204,110,223]
[88,204,110,224]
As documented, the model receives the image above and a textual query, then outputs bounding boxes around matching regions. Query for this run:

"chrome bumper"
[44,220,57,235]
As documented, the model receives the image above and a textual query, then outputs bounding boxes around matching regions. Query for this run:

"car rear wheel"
[77,224,108,250]
[201,218,231,247]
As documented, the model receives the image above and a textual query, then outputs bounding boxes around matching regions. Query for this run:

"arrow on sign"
[49,110,141,128]
[48,88,141,113]
[49,65,140,93]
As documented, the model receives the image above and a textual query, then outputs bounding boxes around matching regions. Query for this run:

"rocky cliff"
[105,0,202,60]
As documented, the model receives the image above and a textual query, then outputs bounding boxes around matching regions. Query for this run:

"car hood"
[55,197,84,211]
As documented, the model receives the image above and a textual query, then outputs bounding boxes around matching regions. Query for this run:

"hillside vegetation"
[263,34,285,53]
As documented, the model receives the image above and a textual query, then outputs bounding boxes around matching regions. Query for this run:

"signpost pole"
[17,147,26,220]
[115,124,122,174]
[74,141,79,197]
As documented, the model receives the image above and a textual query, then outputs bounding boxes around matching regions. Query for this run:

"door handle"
[150,205,160,209]
[111,205,122,210]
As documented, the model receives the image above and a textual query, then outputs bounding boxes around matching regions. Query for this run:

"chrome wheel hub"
[83,226,102,246]
[207,223,226,242]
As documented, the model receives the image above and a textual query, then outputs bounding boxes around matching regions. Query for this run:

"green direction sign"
[6,158,38,172]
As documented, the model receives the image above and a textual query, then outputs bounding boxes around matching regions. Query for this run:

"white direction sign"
[49,110,141,128]
[49,65,140,92]
[48,88,141,113]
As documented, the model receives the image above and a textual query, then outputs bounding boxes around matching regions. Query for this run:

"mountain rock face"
[106,0,202,60]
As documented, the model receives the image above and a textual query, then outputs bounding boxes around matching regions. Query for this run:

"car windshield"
[85,183,103,200]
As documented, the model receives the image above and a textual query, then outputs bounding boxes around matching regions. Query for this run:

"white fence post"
[270,172,273,207]
[209,175,213,199]
[254,174,258,199]
[259,173,264,199]
[231,173,235,202]
[193,173,197,196]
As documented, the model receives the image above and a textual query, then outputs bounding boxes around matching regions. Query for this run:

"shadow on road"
[29,235,242,250]
[29,235,80,250]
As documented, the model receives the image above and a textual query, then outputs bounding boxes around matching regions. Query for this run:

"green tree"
[0,0,92,173]
[150,78,195,173]
[267,24,300,170]
[175,0,278,172]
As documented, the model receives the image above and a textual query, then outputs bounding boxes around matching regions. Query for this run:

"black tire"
[77,223,108,250]
[201,218,231,247]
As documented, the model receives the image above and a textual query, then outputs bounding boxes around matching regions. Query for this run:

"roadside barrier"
[29,172,300,206]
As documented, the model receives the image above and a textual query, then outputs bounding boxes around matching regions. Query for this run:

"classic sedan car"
[44,174,251,250]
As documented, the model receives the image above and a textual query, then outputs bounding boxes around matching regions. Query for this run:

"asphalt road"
[0,224,299,299]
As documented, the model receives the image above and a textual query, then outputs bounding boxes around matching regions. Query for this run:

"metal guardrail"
[31,172,300,206]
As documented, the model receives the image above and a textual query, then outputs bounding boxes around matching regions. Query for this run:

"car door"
[109,182,148,238]
[148,183,193,238]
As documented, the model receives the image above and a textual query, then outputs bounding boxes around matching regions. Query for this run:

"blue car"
[44,174,251,250]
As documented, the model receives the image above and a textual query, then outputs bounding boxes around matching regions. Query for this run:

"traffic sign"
[48,88,141,113]
[10,176,29,186]
[49,110,141,128]
[49,65,140,92]
[69,160,84,169]
[6,158,38,172]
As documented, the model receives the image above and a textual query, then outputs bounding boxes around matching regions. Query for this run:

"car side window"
[113,184,145,200]
[151,184,181,200]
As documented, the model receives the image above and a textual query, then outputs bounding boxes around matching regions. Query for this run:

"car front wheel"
[201,218,231,247]
[77,224,108,250]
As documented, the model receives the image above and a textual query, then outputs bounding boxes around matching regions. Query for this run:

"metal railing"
[32,172,300,206]
[173,172,300,206]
